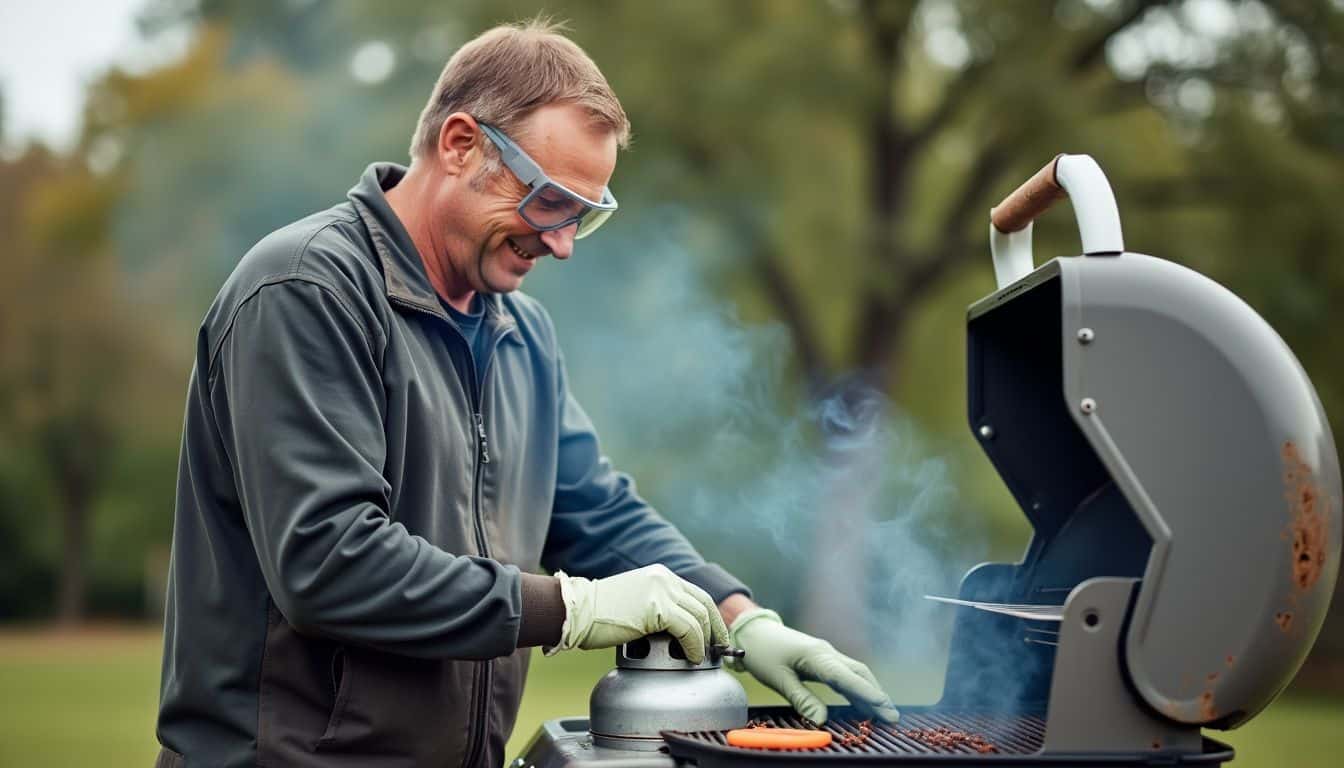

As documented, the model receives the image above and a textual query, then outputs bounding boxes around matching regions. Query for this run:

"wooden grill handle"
[990,154,1067,234]
[986,153,1123,289]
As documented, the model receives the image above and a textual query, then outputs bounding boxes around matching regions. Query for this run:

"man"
[155,19,898,768]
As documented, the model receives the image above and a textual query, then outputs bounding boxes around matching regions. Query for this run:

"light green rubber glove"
[548,565,729,664]
[729,608,900,724]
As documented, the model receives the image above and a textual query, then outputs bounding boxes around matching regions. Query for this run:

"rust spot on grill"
[1275,611,1294,632]
[1225,655,1235,667]
[1151,739,1163,750]
[1283,441,1329,592]
[1199,691,1217,720]
[1206,672,1219,682]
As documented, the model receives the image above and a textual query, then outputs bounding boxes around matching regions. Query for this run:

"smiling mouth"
[506,238,539,260]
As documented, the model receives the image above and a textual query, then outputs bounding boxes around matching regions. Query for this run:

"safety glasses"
[477,121,618,240]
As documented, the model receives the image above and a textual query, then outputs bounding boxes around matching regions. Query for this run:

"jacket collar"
[348,163,519,340]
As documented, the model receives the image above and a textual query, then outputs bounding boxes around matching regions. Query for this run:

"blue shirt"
[444,294,490,375]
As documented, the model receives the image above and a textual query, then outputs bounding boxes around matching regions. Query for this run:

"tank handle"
[988,154,1125,289]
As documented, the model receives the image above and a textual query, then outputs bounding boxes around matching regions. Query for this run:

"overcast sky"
[0,0,175,151]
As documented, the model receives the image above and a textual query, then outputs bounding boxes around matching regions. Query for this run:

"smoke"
[528,209,990,697]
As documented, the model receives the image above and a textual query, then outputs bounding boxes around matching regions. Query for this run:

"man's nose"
[540,224,576,260]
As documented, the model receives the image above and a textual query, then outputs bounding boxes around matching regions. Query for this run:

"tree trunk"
[799,1,912,648]
[57,473,89,625]
[798,377,889,658]
[798,466,876,657]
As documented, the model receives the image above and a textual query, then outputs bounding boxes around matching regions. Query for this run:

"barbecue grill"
[513,155,1341,768]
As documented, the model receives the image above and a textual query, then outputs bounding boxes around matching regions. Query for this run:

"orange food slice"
[727,728,833,750]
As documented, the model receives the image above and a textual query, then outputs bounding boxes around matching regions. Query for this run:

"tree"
[0,140,181,622]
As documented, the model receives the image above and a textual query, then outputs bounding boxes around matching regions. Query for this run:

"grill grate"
[666,707,1045,760]
[663,707,1234,766]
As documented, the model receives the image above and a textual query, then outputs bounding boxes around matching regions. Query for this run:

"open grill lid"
[968,155,1342,728]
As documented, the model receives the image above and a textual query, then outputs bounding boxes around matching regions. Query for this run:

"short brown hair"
[408,17,630,161]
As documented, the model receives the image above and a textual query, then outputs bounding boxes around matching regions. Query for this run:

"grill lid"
[968,154,1341,729]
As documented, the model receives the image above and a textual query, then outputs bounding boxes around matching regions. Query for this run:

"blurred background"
[2,0,1343,765]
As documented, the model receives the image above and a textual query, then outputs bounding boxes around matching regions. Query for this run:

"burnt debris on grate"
[688,710,1046,756]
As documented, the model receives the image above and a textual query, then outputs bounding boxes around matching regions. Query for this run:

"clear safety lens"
[575,207,613,240]
[520,183,587,228]
[518,182,615,239]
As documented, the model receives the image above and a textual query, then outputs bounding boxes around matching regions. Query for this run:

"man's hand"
[549,565,729,663]
[728,607,900,724]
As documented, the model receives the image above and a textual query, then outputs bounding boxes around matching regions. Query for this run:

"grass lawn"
[1,624,1340,767]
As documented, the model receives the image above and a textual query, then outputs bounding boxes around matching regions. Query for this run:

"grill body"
[959,251,1340,734]
[513,708,1233,768]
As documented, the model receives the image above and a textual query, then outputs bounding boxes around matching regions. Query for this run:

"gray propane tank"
[588,633,748,751]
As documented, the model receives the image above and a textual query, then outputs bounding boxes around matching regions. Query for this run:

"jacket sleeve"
[540,349,751,604]
[211,277,525,659]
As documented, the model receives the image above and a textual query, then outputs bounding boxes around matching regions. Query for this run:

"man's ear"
[436,112,481,177]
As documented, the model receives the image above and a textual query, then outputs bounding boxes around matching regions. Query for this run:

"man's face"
[439,103,618,296]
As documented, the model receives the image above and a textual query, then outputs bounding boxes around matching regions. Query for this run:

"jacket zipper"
[458,314,510,768]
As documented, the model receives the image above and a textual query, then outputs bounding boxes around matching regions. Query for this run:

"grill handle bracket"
[1042,577,1201,755]
[990,154,1125,289]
